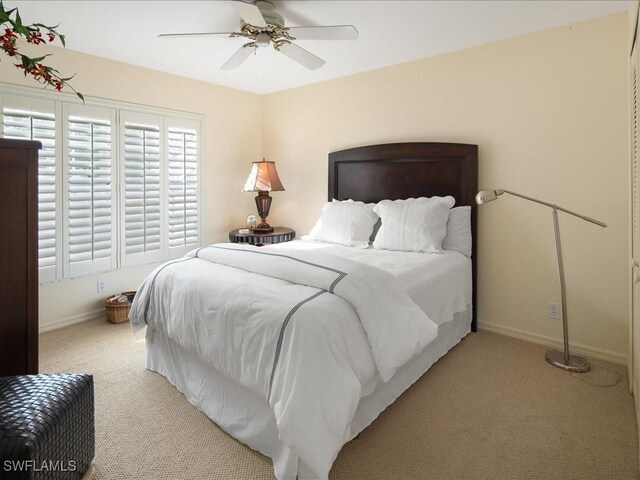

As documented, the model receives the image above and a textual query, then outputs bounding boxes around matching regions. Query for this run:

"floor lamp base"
[545,350,591,373]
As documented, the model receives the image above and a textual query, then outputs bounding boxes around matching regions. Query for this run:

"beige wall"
[0,45,262,330]
[263,13,629,363]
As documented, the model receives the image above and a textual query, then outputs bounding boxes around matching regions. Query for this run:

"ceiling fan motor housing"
[259,10,284,28]
[254,0,284,28]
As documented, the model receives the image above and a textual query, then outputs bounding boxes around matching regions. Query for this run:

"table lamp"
[243,158,285,233]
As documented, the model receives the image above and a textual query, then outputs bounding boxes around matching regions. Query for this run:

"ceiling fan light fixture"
[255,32,271,47]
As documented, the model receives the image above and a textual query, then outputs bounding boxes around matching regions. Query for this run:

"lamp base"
[254,191,274,234]
[251,225,274,233]
[545,349,590,373]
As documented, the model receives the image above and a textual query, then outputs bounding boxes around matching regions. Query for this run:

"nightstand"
[229,227,296,246]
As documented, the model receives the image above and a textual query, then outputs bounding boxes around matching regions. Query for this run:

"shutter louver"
[167,127,198,248]
[67,114,113,274]
[124,122,161,259]
[3,108,57,274]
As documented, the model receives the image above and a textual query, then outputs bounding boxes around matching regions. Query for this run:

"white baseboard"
[478,320,628,366]
[39,309,104,333]
[40,312,628,365]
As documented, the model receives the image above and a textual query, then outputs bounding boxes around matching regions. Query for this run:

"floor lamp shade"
[476,188,607,373]
[242,159,285,233]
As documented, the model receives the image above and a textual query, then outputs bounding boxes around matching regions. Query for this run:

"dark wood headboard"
[328,142,478,332]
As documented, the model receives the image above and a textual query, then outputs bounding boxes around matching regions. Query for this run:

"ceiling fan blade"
[277,42,325,70]
[286,25,358,41]
[221,43,256,70]
[158,32,238,39]
[230,1,267,28]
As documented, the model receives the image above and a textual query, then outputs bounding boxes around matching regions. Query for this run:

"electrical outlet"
[548,302,561,319]
[97,280,106,294]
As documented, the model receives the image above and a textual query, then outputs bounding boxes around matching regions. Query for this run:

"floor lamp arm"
[500,190,607,228]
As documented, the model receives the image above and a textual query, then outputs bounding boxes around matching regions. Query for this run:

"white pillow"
[372,196,455,253]
[442,206,472,257]
[305,199,379,247]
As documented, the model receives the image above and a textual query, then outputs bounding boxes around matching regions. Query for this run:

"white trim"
[478,320,628,366]
[0,82,205,121]
[39,308,104,333]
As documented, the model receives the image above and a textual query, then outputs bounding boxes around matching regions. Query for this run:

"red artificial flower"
[27,63,47,80]
[47,32,55,42]
[3,42,17,56]
[27,31,44,45]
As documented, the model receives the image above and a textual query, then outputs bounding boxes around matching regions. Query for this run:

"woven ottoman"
[0,374,94,480]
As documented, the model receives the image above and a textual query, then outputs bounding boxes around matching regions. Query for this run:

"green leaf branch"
[0,1,83,101]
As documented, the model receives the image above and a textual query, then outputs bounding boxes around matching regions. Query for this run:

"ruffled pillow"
[372,196,455,253]
[305,199,379,247]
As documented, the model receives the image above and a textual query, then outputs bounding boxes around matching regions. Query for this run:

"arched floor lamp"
[476,189,607,373]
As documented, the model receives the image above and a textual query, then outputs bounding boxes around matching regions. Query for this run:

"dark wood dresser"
[0,138,41,376]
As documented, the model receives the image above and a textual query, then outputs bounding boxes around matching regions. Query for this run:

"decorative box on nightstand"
[229,227,296,246]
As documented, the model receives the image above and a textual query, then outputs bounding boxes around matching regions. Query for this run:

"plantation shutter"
[632,52,638,261]
[121,112,163,266]
[2,96,58,283]
[631,32,640,394]
[166,119,199,257]
[65,105,115,277]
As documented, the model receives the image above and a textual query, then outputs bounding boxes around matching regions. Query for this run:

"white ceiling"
[9,0,629,95]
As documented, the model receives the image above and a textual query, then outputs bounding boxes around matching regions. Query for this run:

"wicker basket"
[105,291,136,324]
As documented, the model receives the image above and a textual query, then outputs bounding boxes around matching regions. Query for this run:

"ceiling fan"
[158,0,358,71]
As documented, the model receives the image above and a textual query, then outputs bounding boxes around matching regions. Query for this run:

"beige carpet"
[40,319,639,480]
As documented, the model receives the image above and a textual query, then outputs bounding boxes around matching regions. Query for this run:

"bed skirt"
[145,306,472,480]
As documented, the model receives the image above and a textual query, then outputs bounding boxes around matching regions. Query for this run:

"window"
[121,112,163,267]
[0,87,202,283]
[2,95,59,282]
[65,105,115,276]
[167,119,199,256]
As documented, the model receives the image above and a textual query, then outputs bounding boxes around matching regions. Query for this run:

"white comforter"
[129,243,438,479]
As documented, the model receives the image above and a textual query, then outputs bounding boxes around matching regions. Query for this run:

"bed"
[129,142,478,480]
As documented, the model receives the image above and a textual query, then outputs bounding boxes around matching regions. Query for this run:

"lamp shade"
[242,159,285,192]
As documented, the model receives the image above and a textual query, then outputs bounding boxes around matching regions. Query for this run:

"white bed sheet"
[267,240,472,325]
